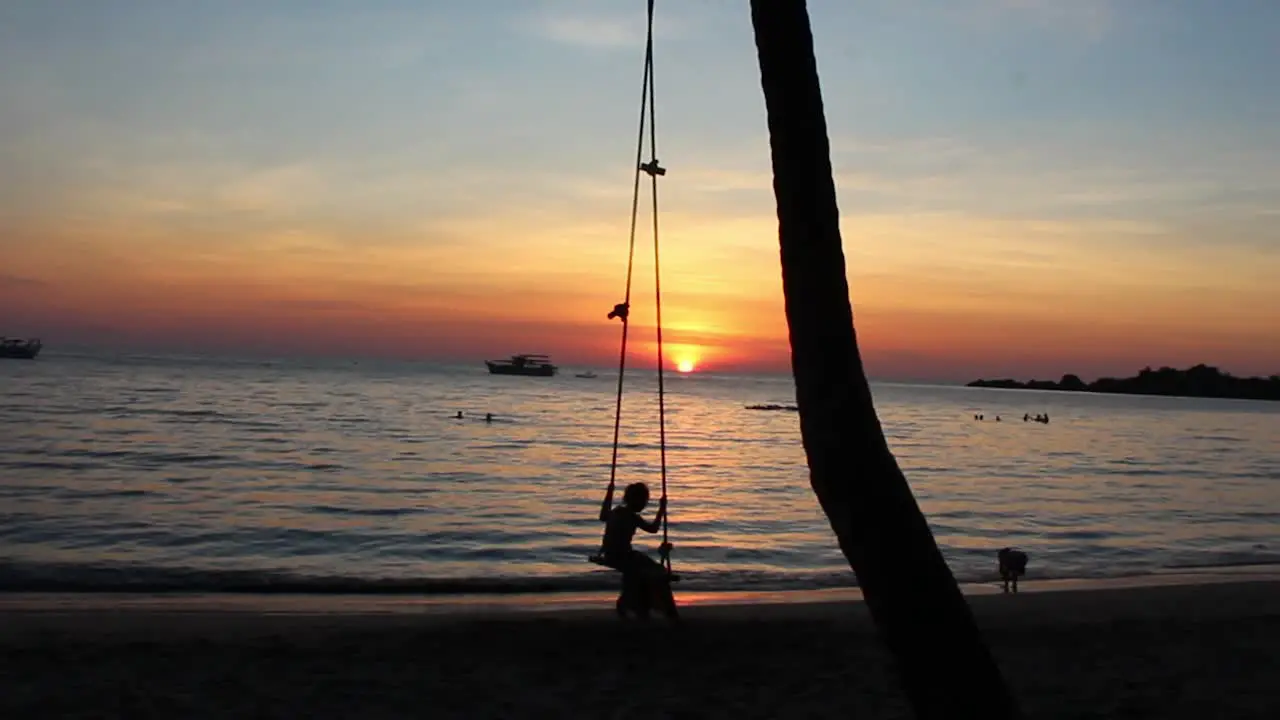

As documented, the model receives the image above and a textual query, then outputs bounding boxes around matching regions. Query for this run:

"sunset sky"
[2,0,1277,381]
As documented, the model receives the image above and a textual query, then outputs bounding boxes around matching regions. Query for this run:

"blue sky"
[1,0,1277,378]
[6,0,1277,223]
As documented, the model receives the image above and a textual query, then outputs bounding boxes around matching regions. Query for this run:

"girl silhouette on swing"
[598,481,679,621]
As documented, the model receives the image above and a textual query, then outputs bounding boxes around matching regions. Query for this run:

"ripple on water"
[1,358,1278,592]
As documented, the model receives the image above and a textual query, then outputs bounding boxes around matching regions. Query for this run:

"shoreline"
[3,565,1277,628]
[3,558,1276,598]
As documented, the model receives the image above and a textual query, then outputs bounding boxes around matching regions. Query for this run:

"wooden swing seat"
[587,553,681,582]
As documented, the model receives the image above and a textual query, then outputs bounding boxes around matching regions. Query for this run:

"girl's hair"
[622,482,650,508]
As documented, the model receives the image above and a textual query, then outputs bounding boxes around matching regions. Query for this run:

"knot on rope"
[658,541,673,561]
[607,302,630,321]
[640,159,666,177]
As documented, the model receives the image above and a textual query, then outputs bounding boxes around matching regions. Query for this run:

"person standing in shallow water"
[598,482,678,620]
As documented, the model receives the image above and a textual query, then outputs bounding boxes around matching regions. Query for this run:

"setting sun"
[676,358,696,373]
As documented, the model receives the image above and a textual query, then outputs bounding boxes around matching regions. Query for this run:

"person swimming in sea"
[598,481,678,620]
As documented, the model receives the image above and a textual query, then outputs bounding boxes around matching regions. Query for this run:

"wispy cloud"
[0,273,48,289]
[536,15,642,49]
[950,0,1117,41]
[522,3,689,50]
[214,163,327,214]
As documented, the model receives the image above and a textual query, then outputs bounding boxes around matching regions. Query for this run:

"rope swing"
[590,0,675,579]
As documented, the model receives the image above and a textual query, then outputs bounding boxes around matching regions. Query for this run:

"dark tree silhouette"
[748,2,1022,718]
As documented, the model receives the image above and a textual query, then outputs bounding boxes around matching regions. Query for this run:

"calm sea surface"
[1,352,1278,594]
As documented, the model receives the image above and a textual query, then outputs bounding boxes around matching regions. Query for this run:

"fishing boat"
[0,337,41,359]
[485,353,557,377]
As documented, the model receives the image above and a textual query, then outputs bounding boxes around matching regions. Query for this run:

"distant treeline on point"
[967,364,1280,402]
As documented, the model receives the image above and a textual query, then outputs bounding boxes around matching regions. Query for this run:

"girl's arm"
[638,497,666,533]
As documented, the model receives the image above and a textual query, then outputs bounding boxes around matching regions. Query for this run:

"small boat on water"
[0,337,41,359]
[575,370,598,379]
[486,353,558,377]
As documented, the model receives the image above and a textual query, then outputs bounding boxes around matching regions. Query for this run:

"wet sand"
[2,575,1278,719]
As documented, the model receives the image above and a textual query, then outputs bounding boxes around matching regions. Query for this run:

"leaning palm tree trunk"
[748,2,1021,717]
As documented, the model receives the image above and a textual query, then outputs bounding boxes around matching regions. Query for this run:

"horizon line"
[27,344,1276,387]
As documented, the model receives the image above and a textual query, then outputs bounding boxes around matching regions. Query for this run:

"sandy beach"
[2,573,1278,719]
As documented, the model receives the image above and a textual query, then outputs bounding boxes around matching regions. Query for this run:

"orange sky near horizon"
[5,197,1277,381]
[2,1,1278,383]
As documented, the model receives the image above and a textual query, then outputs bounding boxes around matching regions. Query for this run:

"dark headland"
[968,364,1280,402]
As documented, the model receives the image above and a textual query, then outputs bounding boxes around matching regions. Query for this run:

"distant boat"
[575,370,598,379]
[486,353,557,377]
[0,337,41,360]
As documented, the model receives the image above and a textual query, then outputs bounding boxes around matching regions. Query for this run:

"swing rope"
[645,0,672,573]
[599,0,673,574]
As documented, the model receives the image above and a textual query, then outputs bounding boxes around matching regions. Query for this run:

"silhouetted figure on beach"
[598,482,677,620]
[484,413,493,423]
[998,547,1028,593]
[1023,413,1030,422]
[455,411,464,420]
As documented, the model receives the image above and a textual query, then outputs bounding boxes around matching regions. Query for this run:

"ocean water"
[1,352,1278,595]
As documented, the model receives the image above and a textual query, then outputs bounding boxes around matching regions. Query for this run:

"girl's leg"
[622,553,652,619]
[615,577,630,618]
[632,552,679,621]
